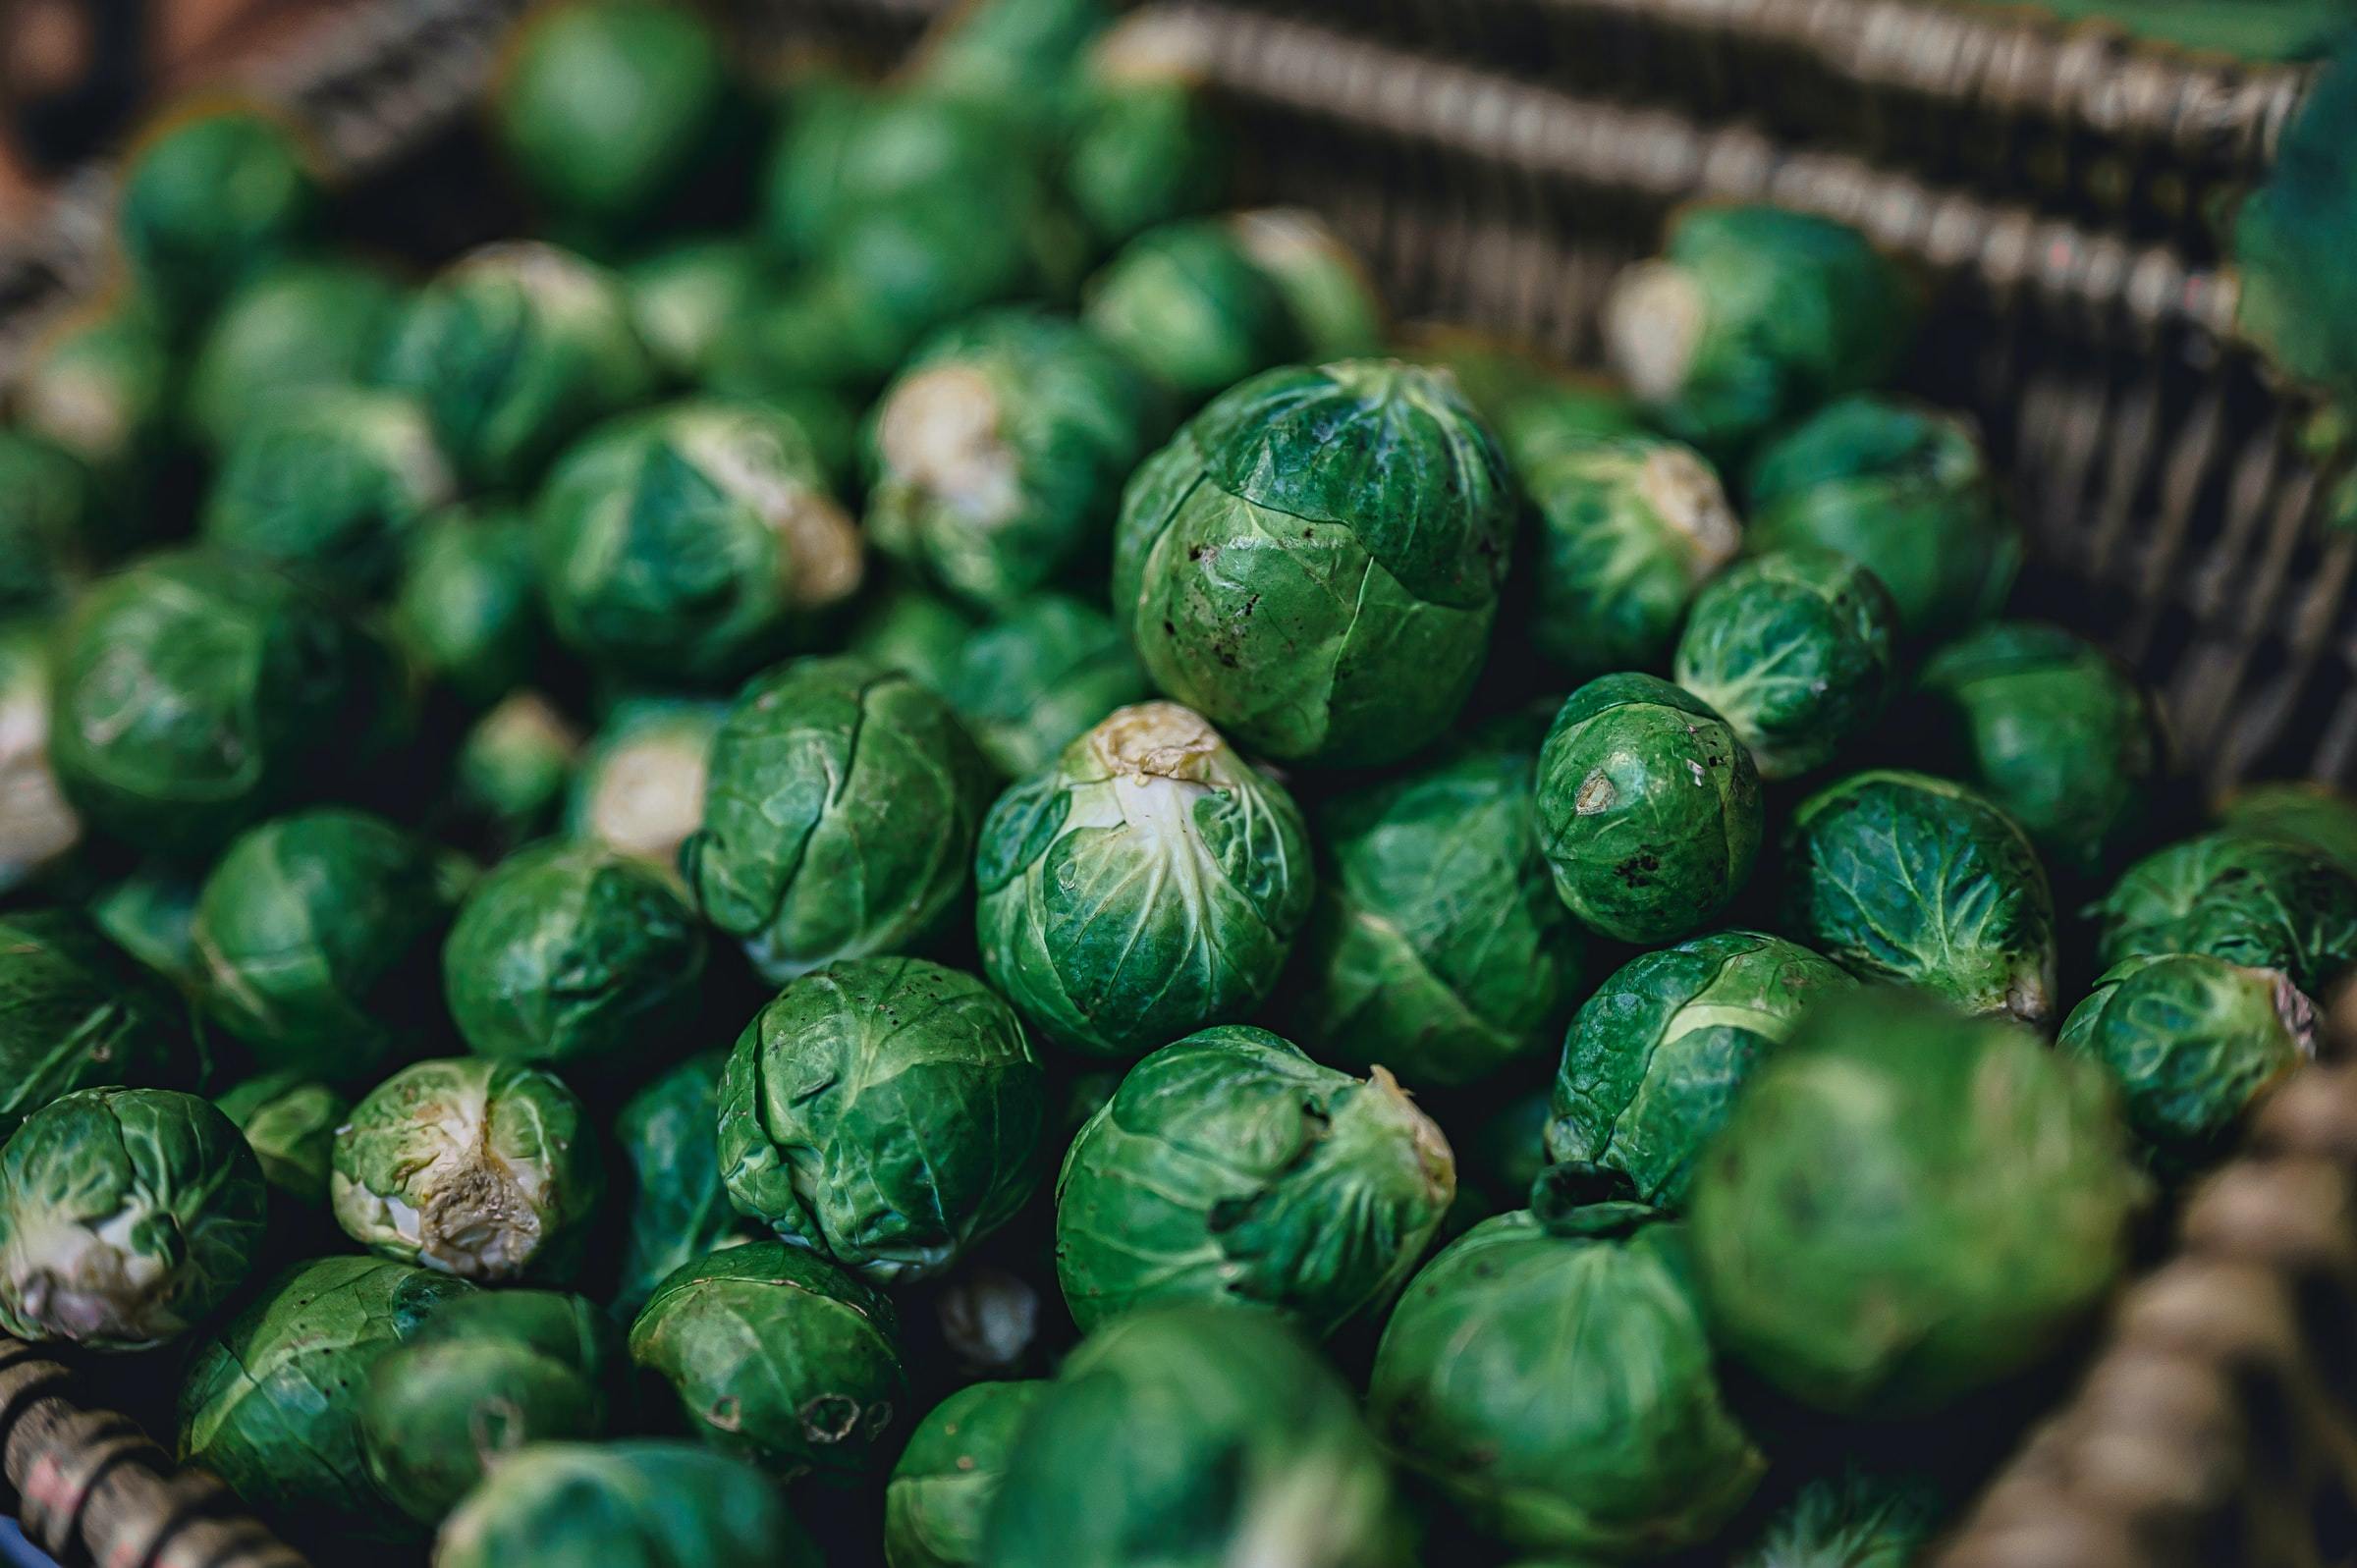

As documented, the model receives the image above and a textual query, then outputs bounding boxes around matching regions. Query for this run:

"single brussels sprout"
[1225,206,1388,360]
[2091,831,2357,997]
[943,593,1150,777]
[1522,432,1740,678]
[685,657,993,983]
[1604,204,1914,452]
[1783,770,2056,1022]
[202,390,457,597]
[1057,1025,1454,1335]
[1535,674,1763,945]
[846,578,978,692]
[1546,931,1856,1210]
[1370,1207,1765,1556]
[624,238,774,382]
[457,692,580,844]
[613,1052,746,1319]
[884,1380,1048,1568]
[376,241,657,489]
[628,1241,908,1484]
[393,507,546,707]
[0,432,92,614]
[2218,782,2357,876]
[1674,547,1901,780]
[50,549,398,853]
[976,702,1313,1056]
[1117,360,1515,764]
[178,1256,476,1541]
[1397,324,1646,474]
[0,911,191,1134]
[1065,15,1227,248]
[115,107,317,327]
[537,400,863,681]
[1746,395,2020,642]
[87,862,203,988]
[1730,1467,1946,1568]
[15,301,174,510]
[191,808,456,1079]
[2058,953,2315,1171]
[184,258,404,450]
[216,1070,351,1212]
[908,0,1110,127]
[0,623,79,891]
[443,840,705,1069]
[333,1057,603,1282]
[360,1288,622,1526]
[566,697,722,877]
[867,310,1164,610]
[721,958,1046,1283]
[1082,220,1299,405]
[437,1440,818,1568]
[1691,988,2143,1414]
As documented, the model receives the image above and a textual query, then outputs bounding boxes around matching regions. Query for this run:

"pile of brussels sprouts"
[0,0,2347,1563]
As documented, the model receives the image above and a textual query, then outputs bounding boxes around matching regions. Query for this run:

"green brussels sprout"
[0,910,192,1133]
[0,432,92,614]
[1081,220,1299,406]
[1397,324,1645,474]
[1284,727,1586,1088]
[332,1057,603,1282]
[393,507,546,707]
[613,1052,746,1319]
[867,310,1164,610]
[184,258,404,450]
[1673,547,1901,780]
[87,861,202,988]
[985,1304,1408,1568]
[216,1069,351,1212]
[1116,360,1515,765]
[1065,16,1227,248]
[1603,204,1914,452]
[685,657,993,983]
[1691,988,2143,1415]
[1730,1468,1946,1568]
[566,697,722,878]
[1546,931,1856,1210]
[1056,1025,1454,1335]
[1746,395,2020,642]
[115,106,317,328]
[943,593,1150,777]
[1918,621,2161,880]
[2218,782,2357,875]
[1534,674,1763,945]
[754,75,889,264]
[50,549,398,853]
[2058,952,2315,1171]
[1783,770,2056,1022]
[0,1087,264,1350]
[720,957,1045,1283]
[178,1255,475,1541]
[201,390,457,597]
[624,238,774,382]
[1369,1207,1765,1557]
[846,578,978,692]
[0,623,79,891]
[437,1440,818,1568]
[457,692,580,843]
[376,241,657,489]
[909,0,1109,128]
[15,301,173,510]
[885,1381,1047,1568]
[1522,432,1740,678]
[191,808,456,1079]
[628,1241,908,1484]
[976,702,1313,1056]
[2091,831,2357,997]
[536,400,864,681]
[360,1288,621,1526]
[1225,206,1388,361]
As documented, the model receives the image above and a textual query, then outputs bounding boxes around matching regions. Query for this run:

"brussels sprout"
[360,1288,622,1526]
[1065,16,1227,248]
[721,958,1045,1283]
[185,258,404,450]
[1116,360,1515,764]
[867,310,1164,610]
[1917,622,2161,879]
[1369,1207,1764,1557]
[87,862,202,988]
[0,1087,263,1350]
[2058,952,2314,1171]
[628,1241,908,1484]
[393,507,546,707]
[50,549,398,853]
[1674,547,1901,780]
[437,1440,818,1568]
[0,910,192,1133]
[0,432,91,614]
[985,1304,1408,1568]
[333,1057,603,1282]
[847,578,978,692]
[216,1070,351,1212]
[2218,782,2357,875]
[1284,727,1586,1088]
[1546,931,1856,1210]
[1534,674,1763,945]
[191,808,455,1079]
[1225,207,1388,361]
[15,302,173,509]
[1056,1025,1453,1335]
[909,0,1109,127]
[457,692,580,843]
[1398,324,1646,474]
[2091,831,2357,997]
[202,390,457,598]
[943,593,1150,777]
[1603,204,1914,452]
[1730,1468,1946,1568]
[976,702,1313,1056]
[754,75,891,265]
[613,1052,746,1319]
[884,1380,1047,1568]
[1783,770,2056,1021]
[1082,220,1298,405]
[0,623,79,891]
[1691,988,2142,1414]
[115,107,317,328]
[537,400,863,681]
[1522,432,1740,678]
[625,238,774,382]
[376,241,657,489]
[1746,395,2020,642]
[567,697,723,877]
[685,657,993,983]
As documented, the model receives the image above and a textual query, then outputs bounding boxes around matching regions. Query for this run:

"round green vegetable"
[216,1070,351,1212]
[1065,16,1227,247]
[436,1440,818,1568]
[908,0,1109,131]
[185,257,403,451]
[884,1380,1048,1568]
[612,1052,745,1319]
[116,106,317,328]
[943,592,1150,778]
[394,507,547,707]
[1082,220,1298,409]
[0,623,79,891]
[16,302,174,510]
[2219,782,2357,876]
[457,692,580,844]
[567,697,722,878]
[846,578,977,692]
[624,238,773,382]
[1401,324,1645,474]
[1226,207,1388,361]
[1730,1468,1946,1568]
[975,702,1313,1057]
[87,863,203,990]
[0,432,92,614]
[2091,831,2357,997]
